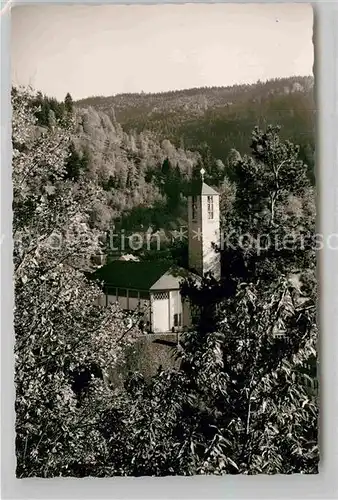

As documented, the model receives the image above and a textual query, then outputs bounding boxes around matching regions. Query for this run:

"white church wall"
[169,290,183,330]
[96,293,106,307]
[188,195,203,275]
[201,194,221,279]
[105,293,150,316]
[99,290,151,333]
[188,191,221,279]
[151,291,170,333]
[128,297,139,310]
[107,294,117,306]
[119,296,128,309]
[99,288,189,334]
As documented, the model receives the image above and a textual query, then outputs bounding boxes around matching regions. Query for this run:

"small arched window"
[207,196,214,219]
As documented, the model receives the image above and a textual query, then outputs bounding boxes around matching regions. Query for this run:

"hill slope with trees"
[76,76,315,178]
[30,90,202,242]
[29,77,316,264]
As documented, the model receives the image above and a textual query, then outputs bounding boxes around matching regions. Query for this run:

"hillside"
[29,90,202,248]
[76,76,315,174]
[29,76,315,263]
[72,106,200,235]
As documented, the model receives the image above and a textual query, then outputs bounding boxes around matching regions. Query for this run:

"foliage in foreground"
[13,87,139,477]
[97,276,318,476]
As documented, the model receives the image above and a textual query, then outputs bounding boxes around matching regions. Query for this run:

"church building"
[92,171,221,334]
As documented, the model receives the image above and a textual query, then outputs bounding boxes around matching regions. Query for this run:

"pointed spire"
[200,167,205,183]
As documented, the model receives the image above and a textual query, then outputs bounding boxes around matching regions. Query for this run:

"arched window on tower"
[207,196,214,219]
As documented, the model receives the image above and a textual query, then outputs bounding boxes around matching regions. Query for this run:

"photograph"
[11,3,318,477]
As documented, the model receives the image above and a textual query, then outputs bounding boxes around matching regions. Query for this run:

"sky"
[11,3,313,101]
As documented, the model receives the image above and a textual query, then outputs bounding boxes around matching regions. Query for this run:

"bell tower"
[187,168,221,280]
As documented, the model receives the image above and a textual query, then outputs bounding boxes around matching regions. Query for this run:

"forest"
[77,76,315,180]
[13,80,318,477]
[29,77,315,248]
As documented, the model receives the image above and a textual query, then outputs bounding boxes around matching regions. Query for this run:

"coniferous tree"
[65,92,74,114]
[64,143,82,181]
[221,125,315,284]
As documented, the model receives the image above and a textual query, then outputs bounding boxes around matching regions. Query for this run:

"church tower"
[187,168,221,280]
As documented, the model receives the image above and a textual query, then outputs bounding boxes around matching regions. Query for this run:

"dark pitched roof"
[189,180,219,196]
[91,260,174,291]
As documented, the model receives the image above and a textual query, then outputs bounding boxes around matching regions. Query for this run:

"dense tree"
[178,275,317,474]
[64,92,74,114]
[220,125,315,284]
[13,87,139,477]
[96,276,317,476]
[161,157,172,176]
[32,91,66,127]
[64,142,83,181]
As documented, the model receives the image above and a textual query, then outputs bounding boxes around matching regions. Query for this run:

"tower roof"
[189,180,219,196]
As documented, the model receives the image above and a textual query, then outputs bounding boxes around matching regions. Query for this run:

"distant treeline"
[76,76,315,180]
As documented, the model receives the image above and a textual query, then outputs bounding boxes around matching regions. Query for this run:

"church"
[92,170,221,334]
